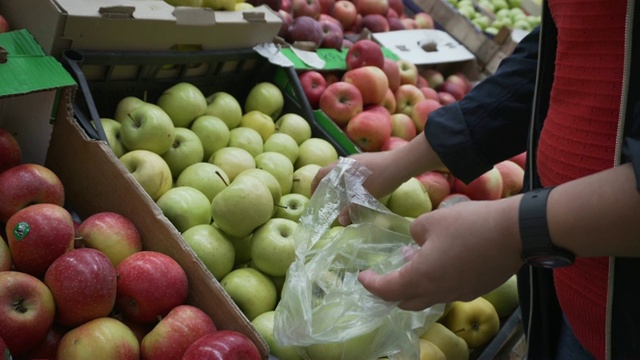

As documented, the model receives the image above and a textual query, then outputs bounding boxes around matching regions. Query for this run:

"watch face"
[527,255,574,268]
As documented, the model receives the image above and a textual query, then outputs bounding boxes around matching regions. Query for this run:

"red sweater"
[536,1,626,359]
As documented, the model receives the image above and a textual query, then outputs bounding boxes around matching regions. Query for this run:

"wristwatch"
[519,187,575,268]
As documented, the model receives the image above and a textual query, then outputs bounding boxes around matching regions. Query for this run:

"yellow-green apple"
[0,127,21,174]
[115,251,189,324]
[387,177,432,217]
[441,297,500,349]
[394,83,426,116]
[44,248,117,327]
[205,91,243,129]
[299,70,327,109]
[414,11,435,28]
[182,224,235,280]
[0,236,11,271]
[301,326,382,360]
[346,109,393,152]
[240,110,276,142]
[390,112,417,141]
[332,0,358,31]
[220,267,278,320]
[0,271,55,356]
[114,96,146,122]
[208,146,256,182]
[190,115,230,161]
[419,339,446,360]
[251,311,303,360]
[235,169,282,215]
[120,103,176,154]
[274,193,310,222]
[382,58,401,92]
[411,98,442,133]
[251,218,298,277]
[420,86,440,102]
[292,163,321,198]
[182,330,262,360]
[75,211,142,267]
[397,59,419,86]
[56,317,140,360]
[264,132,300,164]
[481,274,519,318]
[0,163,65,223]
[356,0,389,16]
[211,175,274,238]
[255,151,295,195]
[319,19,344,50]
[99,118,127,158]
[140,304,217,360]
[421,68,444,89]
[275,113,313,145]
[495,160,524,197]
[177,162,229,202]
[160,127,205,178]
[415,171,451,208]
[360,13,390,32]
[6,203,74,278]
[380,136,409,151]
[157,82,207,128]
[287,15,324,47]
[437,193,472,209]
[19,324,66,360]
[119,149,173,201]
[319,81,364,127]
[437,80,466,101]
[228,126,264,157]
[345,39,385,70]
[245,82,285,119]
[381,88,397,114]
[228,232,253,266]
[420,322,469,360]
[438,91,457,105]
[156,186,212,233]
[509,151,527,169]
[292,0,321,19]
[295,137,339,168]
[453,166,503,201]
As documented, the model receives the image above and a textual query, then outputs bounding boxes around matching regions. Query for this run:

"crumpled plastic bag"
[273,157,444,360]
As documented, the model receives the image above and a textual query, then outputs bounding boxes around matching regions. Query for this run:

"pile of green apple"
[445,0,540,35]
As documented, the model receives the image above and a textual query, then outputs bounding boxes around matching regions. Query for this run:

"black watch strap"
[519,187,575,268]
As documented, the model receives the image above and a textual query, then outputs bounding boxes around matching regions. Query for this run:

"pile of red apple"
[0,128,261,360]
[0,13,10,34]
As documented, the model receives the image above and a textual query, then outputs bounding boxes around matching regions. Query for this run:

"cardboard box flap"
[373,29,475,65]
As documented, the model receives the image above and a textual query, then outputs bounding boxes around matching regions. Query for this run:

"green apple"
[387,177,432,218]
[244,82,284,119]
[295,138,338,169]
[251,311,303,360]
[156,186,212,233]
[291,164,321,199]
[311,225,345,252]
[176,162,229,202]
[220,267,277,321]
[228,127,264,157]
[420,322,469,360]
[119,149,173,201]
[211,175,274,238]
[208,146,256,182]
[250,218,298,277]
[120,103,176,154]
[481,274,519,318]
[301,325,382,360]
[255,151,294,195]
[225,232,253,266]
[205,91,243,129]
[274,193,309,223]
[441,297,500,349]
[190,115,230,161]
[264,132,299,164]
[160,127,204,178]
[275,113,312,145]
[98,118,127,158]
[157,82,207,128]
[235,168,282,206]
[114,96,146,122]
[239,110,276,142]
[182,224,235,280]
[419,339,446,360]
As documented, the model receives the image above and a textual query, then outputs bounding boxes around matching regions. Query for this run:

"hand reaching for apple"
[357,194,524,311]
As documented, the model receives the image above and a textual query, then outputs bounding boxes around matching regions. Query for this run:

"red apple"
[417,74,429,88]
[19,325,67,360]
[386,8,399,18]
[388,16,406,30]
[382,58,401,92]
[0,15,9,34]
[276,10,294,39]
[0,163,65,224]
[345,39,384,70]
[387,0,404,16]
[421,68,444,89]
[332,0,358,31]
[509,151,527,169]
[319,19,344,50]
[45,248,117,327]
[182,330,262,360]
[438,91,457,105]
[115,251,189,324]
[356,0,389,16]
[319,0,335,14]
[416,171,451,208]
[6,203,75,278]
[287,16,324,46]
[245,0,283,10]
[437,193,472,209]
[495,160,525,197]
[281,0,292,12]
[446,72,473,94]
[410,98,442,133]
[420,86,440,101]
[400,17,419,29]
[381,88,397,114]
[390,113,417,141]
[0,128,21,174]
[360,14,390,33]
[141,305,217,360]
[453,166,504,201]
[437,80,466,101]
[298,70,328,109]
[394,83,426,115]
[397,59,419,85]
[112,312,155,344]
[323,70,342,85]
[292,0,321,18]
[342,65,389,105]
[0,337,8,360]
[0,271,55,356]
[414,11,435,29]
[319,81,364,127]
[380,136,409,151]
[346,109,392,151]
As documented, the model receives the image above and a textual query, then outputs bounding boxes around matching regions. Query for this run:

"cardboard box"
[0,0,282,58]
[0,30,270,359]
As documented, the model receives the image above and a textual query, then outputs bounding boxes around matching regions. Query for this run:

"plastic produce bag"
[273,157,444,360]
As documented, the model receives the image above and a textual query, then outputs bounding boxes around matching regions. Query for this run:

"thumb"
[357,268,409,303]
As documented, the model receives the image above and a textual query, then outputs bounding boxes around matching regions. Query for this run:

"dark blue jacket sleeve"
[424,27,541,184]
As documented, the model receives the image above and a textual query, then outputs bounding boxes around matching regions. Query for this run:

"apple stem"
[292,177,300,182]
[274,204,288,209]
[74,236,86,248]
[215,171,229,186]
[453,327,467,335]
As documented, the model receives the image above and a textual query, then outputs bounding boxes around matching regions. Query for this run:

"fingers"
[359,269,437,312]
[310,161,337,195]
